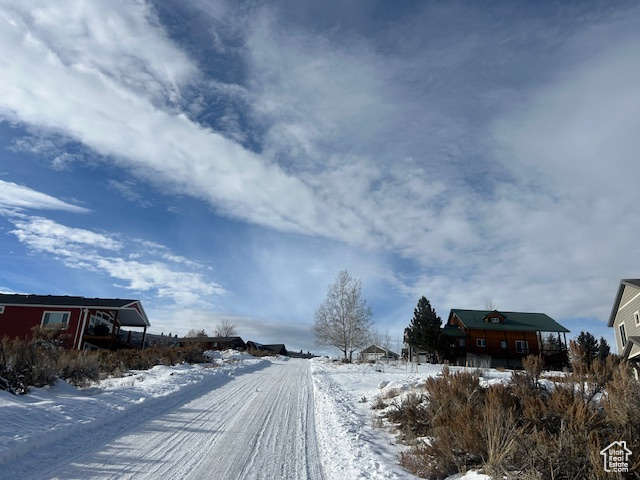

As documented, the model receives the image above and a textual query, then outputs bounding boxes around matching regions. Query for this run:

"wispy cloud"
[0,179,89,213]
[0,1,322,236]
[6,213,226,307]
[2,0,639,344]
[107,179,152,207]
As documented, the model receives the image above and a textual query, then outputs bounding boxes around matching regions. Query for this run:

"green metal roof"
[442,324,466,337]
[449,309,570,333]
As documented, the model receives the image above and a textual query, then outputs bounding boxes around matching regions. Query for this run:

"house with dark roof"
[179,336,246,351]
[443,309,570,368]
[0,294,150,351]
[608,279,640,375]
[262,344,288,356]
[245,341,288,356]
[360,344,399,362]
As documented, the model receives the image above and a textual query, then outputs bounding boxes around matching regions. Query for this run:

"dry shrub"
[522,354,544,382]
[371,395,387,410]
[422,370,485,472]
[0,335,60,393]
[246,348,277,357]
[383,387,400,399]
[57,350,101,387]
[391,357,639,480]
[482,384,520,478]
[394,371,485,478]
[386,392,430,443]
[0,336,214,394]
[399,445,434,479]
[98,345,208,375]
[519,384,600,479]
[601,362,640,474]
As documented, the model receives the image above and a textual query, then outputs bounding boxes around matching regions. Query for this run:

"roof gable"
[0,294,137,308]
[449,309,569,333]
[0,294,150,327]
[608,279,640,327]
[361,344,399,356]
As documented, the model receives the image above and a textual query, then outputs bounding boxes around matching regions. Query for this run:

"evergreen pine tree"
[575,331,599,366]
[597,336,611,361]
[542,333,562,353]
[405,296,444,357]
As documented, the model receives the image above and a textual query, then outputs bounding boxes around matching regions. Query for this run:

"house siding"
[0,304,83,348]
[620,284,640,309]
[614,285,640,357]
[466,329,540,357]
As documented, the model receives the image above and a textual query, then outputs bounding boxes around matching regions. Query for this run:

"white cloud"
[10,216,121,252]
[107,179,152,207]
[2,0,639,342]
[0,179,90,213]
[0,0,476,262]
[0,1,324,237]
[7,214,226,307]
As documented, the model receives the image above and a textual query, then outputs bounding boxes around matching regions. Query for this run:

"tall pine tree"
[405,296,444,357]
[597,336,611,361]
[575,331,599,366]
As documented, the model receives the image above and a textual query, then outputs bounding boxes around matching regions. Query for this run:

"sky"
[1,0,639,355]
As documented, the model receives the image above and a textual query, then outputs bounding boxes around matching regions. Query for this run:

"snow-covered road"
[2,359,324,480]
[1,354,493,480]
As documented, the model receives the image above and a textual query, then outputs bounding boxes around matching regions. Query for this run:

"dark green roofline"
[448,309,570,333]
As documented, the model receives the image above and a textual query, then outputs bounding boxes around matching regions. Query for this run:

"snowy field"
[0,351,496,479]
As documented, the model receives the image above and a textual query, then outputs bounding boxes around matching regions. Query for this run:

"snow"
[0,353,495,479]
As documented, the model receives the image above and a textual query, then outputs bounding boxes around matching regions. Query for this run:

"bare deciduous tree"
[214,319,238,338]
[313,270,373,362]
[370,327,392,351]
[484,298,496,311]
[185,329,208,338]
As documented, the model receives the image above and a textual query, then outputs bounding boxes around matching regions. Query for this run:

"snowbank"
[310,358,502,480]
[0,354,268,464]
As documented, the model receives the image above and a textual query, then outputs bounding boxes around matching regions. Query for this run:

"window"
[635,311,640,326]
[476,338,486,347]
[501,340,507,349]
[619,324,627,347]
[458,339,465,347]
[515,340,529,353]
[88,312,113,334]
[0,306,4,314]
[42,311,70,328]
[491,317,500,323]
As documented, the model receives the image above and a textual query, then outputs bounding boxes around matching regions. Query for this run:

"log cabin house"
[443,309,570,368]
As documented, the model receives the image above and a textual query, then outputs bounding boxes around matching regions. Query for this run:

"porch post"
[109,310,118,350]
[503,330,509,368]
[141,327,147,350]
[538,331,543,355]
[76,308,89,350]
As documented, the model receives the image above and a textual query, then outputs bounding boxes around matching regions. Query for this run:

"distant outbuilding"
[360,344,399,362]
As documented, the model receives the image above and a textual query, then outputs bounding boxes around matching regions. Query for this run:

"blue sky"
[1,0,639,355]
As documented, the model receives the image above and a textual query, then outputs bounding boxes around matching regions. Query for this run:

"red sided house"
[443,309,570,368]
[0,294,150,351]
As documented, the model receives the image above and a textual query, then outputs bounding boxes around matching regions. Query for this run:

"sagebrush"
[386,355,640,479]
[0,334,212,394]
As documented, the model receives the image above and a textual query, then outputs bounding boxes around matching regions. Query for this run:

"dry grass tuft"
[387,355,640,479]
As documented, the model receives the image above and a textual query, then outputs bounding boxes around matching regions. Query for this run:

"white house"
[360,345,399,362]
[608,279,640,378]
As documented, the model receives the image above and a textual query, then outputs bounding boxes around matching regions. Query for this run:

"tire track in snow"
[3,359,324,480]
[188,360,325,480]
